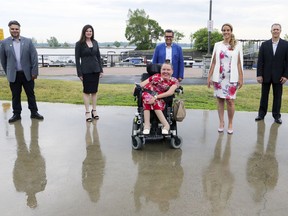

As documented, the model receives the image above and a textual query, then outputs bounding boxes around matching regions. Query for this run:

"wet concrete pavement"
[1,101,288,216]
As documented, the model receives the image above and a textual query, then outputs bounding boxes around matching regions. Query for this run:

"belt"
[16,70,24,73]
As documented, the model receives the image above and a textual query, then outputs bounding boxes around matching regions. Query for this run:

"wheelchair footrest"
[144,134,169,140]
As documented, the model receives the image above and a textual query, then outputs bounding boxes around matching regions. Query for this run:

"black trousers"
[258,82,282,119]
[9,72,38,115]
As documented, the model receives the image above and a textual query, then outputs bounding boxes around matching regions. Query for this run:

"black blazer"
[257,38,288,83]
[75,40,103,77]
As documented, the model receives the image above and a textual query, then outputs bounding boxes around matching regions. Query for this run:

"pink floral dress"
[142,73,179,110]
[213,43,238,99]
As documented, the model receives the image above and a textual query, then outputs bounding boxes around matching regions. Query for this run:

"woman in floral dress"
[139,63,179,135]
[207,23,244,134]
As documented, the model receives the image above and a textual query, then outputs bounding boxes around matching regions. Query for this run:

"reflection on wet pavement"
[82,121,105,202]
[1,101,288,216]
[246,122,279,203]
[13,120,47,208]
[203,134,234,215]
[132,143,183,213]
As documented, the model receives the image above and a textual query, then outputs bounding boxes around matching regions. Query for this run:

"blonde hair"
[221,23,237,50]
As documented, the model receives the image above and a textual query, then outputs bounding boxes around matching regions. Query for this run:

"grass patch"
[1,76,288,112]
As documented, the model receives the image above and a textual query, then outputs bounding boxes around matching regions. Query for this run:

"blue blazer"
[152,43,184,79]
[0,36,38,82]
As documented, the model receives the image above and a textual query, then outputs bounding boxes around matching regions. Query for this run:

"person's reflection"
[82,121,105,202]
[2,102,11,136]
[202,134,234,214]
[132,146,183,213]
[13,120,47,208]
[246,122,279,202]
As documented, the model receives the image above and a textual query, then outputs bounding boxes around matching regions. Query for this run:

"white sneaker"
[143,129,150,135]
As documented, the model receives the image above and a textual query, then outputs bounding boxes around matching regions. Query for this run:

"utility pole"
[207,0,213,54]
[202,0,213,78]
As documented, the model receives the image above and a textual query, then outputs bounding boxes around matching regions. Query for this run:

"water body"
[37,47,135,64]
[37,48,134,55]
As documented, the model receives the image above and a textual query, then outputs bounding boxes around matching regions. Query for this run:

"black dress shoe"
[8,114,21,123]
[274,118,282,124]
[255,116,264,121]
[31,112,44,120]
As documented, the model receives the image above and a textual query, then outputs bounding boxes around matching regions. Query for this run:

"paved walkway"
[1,101,288,216]
[38,66,258,84]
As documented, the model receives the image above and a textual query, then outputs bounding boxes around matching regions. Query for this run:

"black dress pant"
[258,82,282,119]
[9,72,38,115]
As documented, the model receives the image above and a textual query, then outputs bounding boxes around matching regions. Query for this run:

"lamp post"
[202,0,213,78]
[207,0,212,54]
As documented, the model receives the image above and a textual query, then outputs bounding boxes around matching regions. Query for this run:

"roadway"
[38,66,258,85]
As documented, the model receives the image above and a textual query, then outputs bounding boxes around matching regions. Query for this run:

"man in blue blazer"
[152,29,184,81]
[255,23,288,124]
[0,20,44,123]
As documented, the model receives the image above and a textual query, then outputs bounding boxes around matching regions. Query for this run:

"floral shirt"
[142,73,179,110]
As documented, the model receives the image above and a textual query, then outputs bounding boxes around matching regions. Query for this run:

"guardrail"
[37,53,149,68]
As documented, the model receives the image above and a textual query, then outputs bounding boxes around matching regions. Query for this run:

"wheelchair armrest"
[133,83,142,97]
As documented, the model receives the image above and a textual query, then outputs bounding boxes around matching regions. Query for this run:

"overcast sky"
[1,0,287,44]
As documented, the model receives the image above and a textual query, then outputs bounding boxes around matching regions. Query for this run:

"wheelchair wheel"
[170,136,182,149]
[132,136,143,150]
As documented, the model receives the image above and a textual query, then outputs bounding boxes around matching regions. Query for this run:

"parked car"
[121,57,144,65]
[183,56,195,67]
[101,56,107,67]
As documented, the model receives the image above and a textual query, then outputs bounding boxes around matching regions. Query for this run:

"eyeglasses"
[165,36,173,39]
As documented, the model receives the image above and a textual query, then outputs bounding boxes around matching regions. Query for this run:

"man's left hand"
[32,75,37,80]
[280,77,287,84]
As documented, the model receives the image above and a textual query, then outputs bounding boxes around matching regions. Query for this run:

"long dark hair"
[78,24,94,43]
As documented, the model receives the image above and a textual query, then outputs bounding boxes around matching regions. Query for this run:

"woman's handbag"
[173,99,186,122]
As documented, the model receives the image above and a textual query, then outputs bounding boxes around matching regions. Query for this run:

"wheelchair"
[131,63,183,150]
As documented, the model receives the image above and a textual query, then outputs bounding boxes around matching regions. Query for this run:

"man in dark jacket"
[255,23,288,124]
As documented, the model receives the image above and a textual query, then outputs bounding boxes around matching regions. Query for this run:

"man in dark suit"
[152,29,184,82]
[255,23,288,124]
[0,20,43,123]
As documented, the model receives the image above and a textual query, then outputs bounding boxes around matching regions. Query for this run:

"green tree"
[62,42,70,48]
[113,41,121,48]
[173,30,185,43]
[192,28,222,52]
[125,9,164,50]
[47,36,61,48]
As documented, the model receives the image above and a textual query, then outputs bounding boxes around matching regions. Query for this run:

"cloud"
[0,0,287,43]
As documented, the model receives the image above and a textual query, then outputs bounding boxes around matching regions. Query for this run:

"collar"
[12,36,21,41]
[272,38,280,44]
[165,43,173,48]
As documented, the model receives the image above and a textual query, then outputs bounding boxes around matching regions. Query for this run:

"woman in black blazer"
[75,24,103,121]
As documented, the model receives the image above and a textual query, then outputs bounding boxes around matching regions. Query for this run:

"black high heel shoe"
[86,112,92,122]
[91,110,99,120]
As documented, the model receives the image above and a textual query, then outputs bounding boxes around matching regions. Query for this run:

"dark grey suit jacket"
[257,38,288,83]
[75,40,103,77]
[0,36,38,82]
